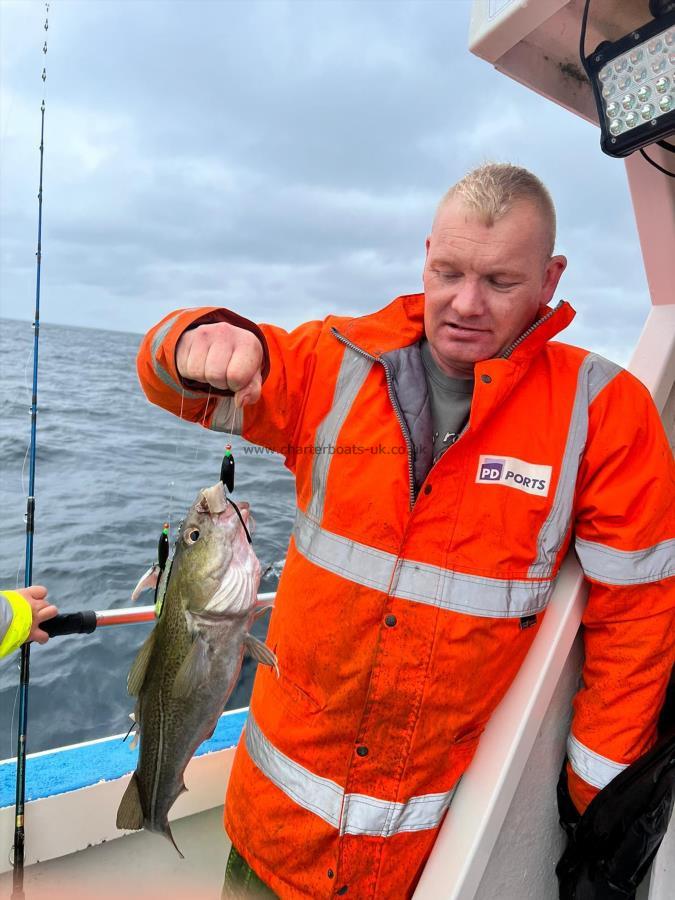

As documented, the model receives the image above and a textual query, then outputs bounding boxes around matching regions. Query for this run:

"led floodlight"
[583,7,674,158]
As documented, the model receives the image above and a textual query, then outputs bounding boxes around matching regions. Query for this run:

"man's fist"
[176,322,263,407]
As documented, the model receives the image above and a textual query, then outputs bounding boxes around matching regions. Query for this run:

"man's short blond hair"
[438,163,557,259]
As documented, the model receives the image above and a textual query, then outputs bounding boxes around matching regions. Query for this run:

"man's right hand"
[176,322,263,407]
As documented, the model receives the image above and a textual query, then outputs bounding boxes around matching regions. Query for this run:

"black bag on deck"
[555,735,675,899]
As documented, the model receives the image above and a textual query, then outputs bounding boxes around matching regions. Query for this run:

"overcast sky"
[0,0,654,363]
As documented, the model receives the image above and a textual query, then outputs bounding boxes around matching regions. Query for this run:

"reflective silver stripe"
[150,313,203,400]
[529,354,622,578]
[209,397,243,434]
[307,349,373,524]
[341,787,458,837]
[0,593,14,642]
[567,734,628,790]
[575,537,675,586]
[294,509,553,617]
[246,709,343,827]
[245,713,458,837]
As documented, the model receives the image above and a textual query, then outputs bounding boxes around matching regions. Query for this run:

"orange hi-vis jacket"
[137,294,675,899]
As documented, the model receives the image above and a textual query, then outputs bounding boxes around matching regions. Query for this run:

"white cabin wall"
[665,382,675,453]
[472,636,582,900]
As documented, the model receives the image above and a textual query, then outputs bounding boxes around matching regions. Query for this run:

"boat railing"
[0,592,277,874]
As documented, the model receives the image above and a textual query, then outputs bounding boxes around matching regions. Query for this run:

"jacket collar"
[334,293,576,364]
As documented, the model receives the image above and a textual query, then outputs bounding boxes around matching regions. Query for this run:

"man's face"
[423,198,567,378]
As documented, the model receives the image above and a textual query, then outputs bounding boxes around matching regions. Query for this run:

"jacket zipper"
[434,305,561,468]
[332,328,417,508]
[332,302,562,507]
[499,300,563,359]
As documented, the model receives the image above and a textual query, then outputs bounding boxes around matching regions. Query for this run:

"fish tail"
[116,772,144,831]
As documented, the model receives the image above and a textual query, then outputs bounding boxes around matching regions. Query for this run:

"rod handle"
[40,611,97,637]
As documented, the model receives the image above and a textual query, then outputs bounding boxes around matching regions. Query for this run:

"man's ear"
[542,255,567,303]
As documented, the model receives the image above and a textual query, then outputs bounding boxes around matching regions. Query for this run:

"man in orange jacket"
[137,163,675,899]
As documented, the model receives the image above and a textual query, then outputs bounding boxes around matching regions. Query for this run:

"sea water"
[0,318,294,755]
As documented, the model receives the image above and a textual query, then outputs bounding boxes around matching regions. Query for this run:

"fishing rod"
[12,6,50,896]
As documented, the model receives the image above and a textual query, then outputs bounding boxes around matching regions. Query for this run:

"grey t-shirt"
[420,340,474,464]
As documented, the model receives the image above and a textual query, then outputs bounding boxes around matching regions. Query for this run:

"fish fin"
[163,822,184,859]
[127,630,157,697]
[116,772,144,831]
[252,603,274,622]
[172,635,209,699]
[203,716,221,741]
[131,564,160,601]
[245,633,279,678]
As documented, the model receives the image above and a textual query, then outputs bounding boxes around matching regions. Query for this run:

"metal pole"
[40,593,278,636]
[94,592,276,627]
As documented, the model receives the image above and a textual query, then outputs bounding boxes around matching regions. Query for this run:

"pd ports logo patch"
[478,459,504,482]
[476,455,552,497]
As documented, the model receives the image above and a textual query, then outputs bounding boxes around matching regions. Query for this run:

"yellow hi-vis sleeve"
[0,591,32,657]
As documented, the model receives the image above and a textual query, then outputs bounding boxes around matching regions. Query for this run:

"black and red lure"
[157,522,170,573]
[220,442,252,544]
[220,443,235,493]
[153,442,251,562]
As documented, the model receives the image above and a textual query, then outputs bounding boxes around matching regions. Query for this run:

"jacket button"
[356,745,369,757]
[424,484,432,495]
[327,869,335,879]
[384,614,397,627]
[481,374,492,384]
[336,887,348,895]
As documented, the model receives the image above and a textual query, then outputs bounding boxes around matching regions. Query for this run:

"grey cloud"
[0,0,654,366]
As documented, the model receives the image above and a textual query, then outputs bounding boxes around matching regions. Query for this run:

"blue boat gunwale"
[0,707,247,808]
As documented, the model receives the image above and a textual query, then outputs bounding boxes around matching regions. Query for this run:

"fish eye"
[185,529,200,544]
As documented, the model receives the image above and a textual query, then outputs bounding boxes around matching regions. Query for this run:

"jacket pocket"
[256,649,326,721]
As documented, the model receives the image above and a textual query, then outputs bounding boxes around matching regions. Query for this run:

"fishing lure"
[220,443,235,493]
[158,523,169,572]
[218,443,252,544]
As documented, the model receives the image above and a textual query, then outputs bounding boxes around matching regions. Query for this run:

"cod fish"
[116,481,277,853]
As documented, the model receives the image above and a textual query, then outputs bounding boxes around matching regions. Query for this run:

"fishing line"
[16,350,34,586]
[15,342,35,546]
[9,684,20,761]
[17,391,32,584]
[19,445,30,506]
[196,383,213,464]
[22,344,33,395]
[167,386,187,537]
[167,382,212,538]
[198,384,213,429]
[171,372,251,546]
[226,399,237,439]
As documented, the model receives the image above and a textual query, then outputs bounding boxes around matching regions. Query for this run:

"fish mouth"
[217,500,254,535]
[199,482,254,535]
[200,482,228,515]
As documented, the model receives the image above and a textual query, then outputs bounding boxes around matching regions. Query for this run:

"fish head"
[172,481,260,618]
